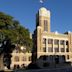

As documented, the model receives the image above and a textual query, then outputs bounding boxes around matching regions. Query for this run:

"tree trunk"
[0,54,4,70]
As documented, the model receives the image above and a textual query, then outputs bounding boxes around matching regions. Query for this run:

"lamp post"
[21,46,26,53]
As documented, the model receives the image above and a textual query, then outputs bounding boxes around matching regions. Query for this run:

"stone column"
[64,40,66,52]
[59,40,60,53]
[53,39,54,53]
[46,38,48,53]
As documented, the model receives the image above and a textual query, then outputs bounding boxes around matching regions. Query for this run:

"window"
[60,40,64,45]
[67,55,69,59]
[29,56,31,61]
[48,47,53,52]
[61,48,65,52]
[54,40,59,45]
[43,38,46,44]
[48,39,53,44]
[55,48,59,52]
[43,47,46,52]
[14,56,19,62]
[66,41,68,45]
[44,20,48,31]
[66,48,69,52]
[22,56,26,61]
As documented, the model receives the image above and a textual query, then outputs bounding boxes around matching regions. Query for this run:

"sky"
[0,0,72,33]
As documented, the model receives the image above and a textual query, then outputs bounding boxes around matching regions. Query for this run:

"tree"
[0,12,33,69]
[1,37,15,69]
[0,12,33,52]
[0,12,13,29]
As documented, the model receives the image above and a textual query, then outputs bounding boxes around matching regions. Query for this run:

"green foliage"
[0,12,13,29]
[0,12,33,52]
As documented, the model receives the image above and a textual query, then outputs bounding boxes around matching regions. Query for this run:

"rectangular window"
[61,48,65,52]
[29,56,31,61]
[48,47,53,52]
[66,41,68,45]
[22,56,26,61]
[55,48,59,52]
[43,47,46,52]
[67,55,69,59]
[43,38,46,44]
[48,39,53,44]
[14,56,19,62]
[54,40,59,45]
[60,40,64,45]
[44,20,48,31]
[66,48,69,52]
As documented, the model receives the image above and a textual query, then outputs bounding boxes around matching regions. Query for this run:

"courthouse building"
[32,7,72,68]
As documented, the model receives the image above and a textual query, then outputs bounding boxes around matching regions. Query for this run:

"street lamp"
[21,46,26,53]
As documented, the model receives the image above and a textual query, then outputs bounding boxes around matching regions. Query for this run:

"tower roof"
[39,7,50,17]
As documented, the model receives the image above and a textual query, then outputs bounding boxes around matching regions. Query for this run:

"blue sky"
[0,0,72,33]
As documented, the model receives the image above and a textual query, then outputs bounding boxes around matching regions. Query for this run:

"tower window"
[44,20,48,31]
